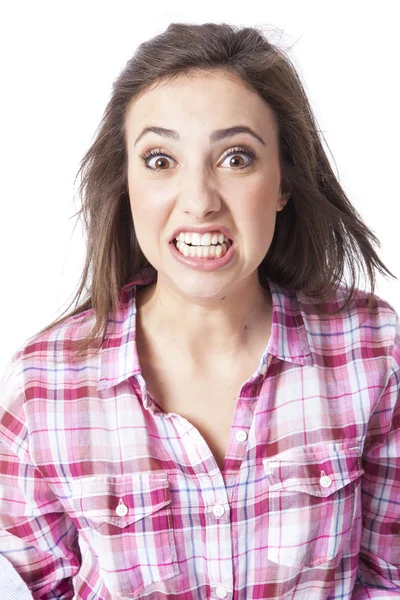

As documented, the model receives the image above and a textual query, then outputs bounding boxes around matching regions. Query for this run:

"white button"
[235,430,248,442]
[320,474,332,488]
[216,585,227,598]
[116,499,128,516]
[260,363,268,374]
[212,504,225,518]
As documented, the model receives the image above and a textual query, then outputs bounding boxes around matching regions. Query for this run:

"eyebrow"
[133,125,266,147]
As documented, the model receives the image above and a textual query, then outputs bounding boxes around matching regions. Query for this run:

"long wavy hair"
[34,22,397,360]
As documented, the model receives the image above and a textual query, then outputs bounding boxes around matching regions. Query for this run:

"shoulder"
[1,306,100,402]
[295,283,399,366]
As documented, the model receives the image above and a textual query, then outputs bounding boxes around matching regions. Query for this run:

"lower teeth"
[175,241,230,259]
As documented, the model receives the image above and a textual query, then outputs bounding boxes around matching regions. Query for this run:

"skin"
[125,70,291,370]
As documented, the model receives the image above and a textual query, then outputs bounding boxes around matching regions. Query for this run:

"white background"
[1,1,399,372]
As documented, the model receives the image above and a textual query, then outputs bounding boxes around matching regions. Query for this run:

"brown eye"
[219,146,256,170]
[227,155,246,168]
[140,148,176,172]
[152,157,170,169]
[140,144,256,174]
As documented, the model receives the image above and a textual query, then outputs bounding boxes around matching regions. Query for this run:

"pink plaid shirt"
[1,266,399,599]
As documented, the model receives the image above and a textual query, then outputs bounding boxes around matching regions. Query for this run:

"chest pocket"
[71,472,180,597]
[263,441,364,569]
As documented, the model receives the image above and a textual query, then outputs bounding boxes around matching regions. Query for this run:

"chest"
[142,363,253,471]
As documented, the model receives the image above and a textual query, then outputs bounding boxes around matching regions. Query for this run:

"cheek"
[128,185,171,256]
[236,187,278,238]
[130,201,161,246]
[128,178,163,225]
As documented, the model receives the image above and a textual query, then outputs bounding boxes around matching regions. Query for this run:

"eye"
[139,148,176,172]
[219,145,256,169]
[139,144,257,174]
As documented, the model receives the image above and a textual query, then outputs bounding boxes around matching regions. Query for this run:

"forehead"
[125,71,279,141]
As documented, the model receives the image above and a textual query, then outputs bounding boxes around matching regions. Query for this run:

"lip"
[169,224,234,243]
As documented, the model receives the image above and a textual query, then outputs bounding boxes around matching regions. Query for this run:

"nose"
[176,167,222,220]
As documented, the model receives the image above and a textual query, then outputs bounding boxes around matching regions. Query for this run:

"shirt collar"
[97,267,314,392]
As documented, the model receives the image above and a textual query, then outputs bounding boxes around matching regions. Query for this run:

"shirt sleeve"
[0,355,81,600]
[352,319,400,598]
[0,553,34,599]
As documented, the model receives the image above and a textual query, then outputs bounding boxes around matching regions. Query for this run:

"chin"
[171,275,234,300]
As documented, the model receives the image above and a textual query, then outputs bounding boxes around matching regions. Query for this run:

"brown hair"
[34,22,397,359]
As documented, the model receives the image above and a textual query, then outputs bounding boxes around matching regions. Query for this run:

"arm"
[0,553,34,599]
[0,356,81,600]
[352,322,400,598]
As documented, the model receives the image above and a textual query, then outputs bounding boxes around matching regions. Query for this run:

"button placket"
[204,492,232,599]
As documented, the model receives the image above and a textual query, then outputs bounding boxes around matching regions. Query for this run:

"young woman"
[0,22,399,600]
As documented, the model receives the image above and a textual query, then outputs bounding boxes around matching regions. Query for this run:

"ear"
[277,191,291,212]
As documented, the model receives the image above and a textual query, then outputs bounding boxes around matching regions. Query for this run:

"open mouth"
[172,238,233,247]
[172,237,233,259]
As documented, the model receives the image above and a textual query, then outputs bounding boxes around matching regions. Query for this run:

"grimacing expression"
[125,72,290,300]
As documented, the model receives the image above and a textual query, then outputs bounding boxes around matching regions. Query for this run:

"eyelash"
[139,144,257,174]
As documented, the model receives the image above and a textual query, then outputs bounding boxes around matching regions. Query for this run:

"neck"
[135,273,272,369]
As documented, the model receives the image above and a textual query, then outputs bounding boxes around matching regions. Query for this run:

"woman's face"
[125,71,290,301]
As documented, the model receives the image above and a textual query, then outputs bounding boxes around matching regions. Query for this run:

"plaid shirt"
[1,266,399,600]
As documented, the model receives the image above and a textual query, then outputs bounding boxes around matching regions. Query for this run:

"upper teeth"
[175,232,229,246]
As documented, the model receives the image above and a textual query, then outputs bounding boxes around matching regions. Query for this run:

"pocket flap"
[263,441,364,497]
[71,472,171,527]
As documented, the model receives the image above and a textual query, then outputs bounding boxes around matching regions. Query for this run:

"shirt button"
[235,430,248,442]
[216,586,227,598]
[116,499,128,516]
[260,363,268,375]
[212,504,225,518]
[319,474,332,488]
